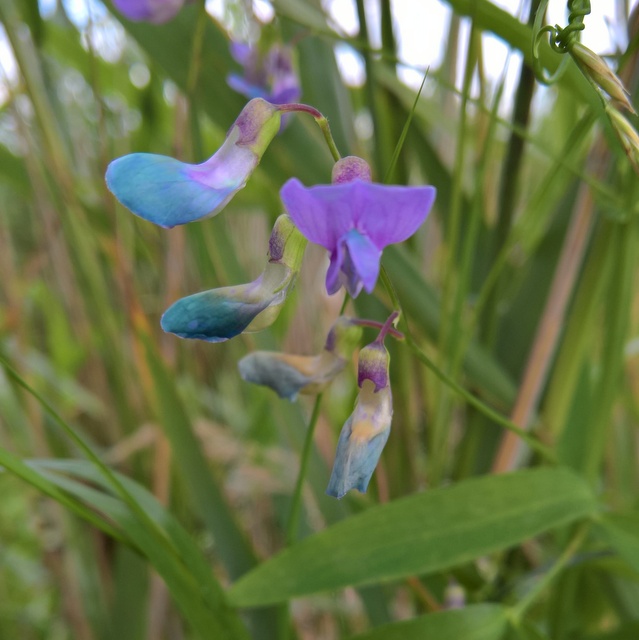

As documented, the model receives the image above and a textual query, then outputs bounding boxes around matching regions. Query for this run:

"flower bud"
[161,215,304,342]
[606,105,639,173]
[326,341,392,499]
[238,316,362,401]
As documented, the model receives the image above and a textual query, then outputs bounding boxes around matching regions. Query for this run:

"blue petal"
[161,286,273,343]
[106,154,239,228]
[238,353,315,401]
[326,415,391,499]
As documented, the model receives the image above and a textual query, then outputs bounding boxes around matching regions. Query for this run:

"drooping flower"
[238,316,362,401]
[161,215,306,342]
[326,328,394,499]
[227,43,301,106]
[106,98,281,228]
[112,0,185,24]
[280,156,436,297]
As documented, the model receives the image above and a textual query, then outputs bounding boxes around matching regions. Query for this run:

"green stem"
[278,103,342,162]
[285,393,325,546]
[510,523,590,621]
[378,268,555,463]
[403,335,556,463]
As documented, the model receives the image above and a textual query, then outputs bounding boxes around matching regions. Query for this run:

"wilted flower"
[326,342,392,498]
[280,156,436,297]
[238,316,362,400]
[106,98,281,228]
[326,314,396,499]
[161,215,306,342]
[228,43,301,106]
[112,0,185,24]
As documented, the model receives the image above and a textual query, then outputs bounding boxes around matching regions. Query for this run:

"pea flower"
[161,215,306,342]
[238,316,362,401]
[326,315,396,499]
[280,156,436,297]
[228,43,301,106]
[112,0,185,24]
[106,98,281,228]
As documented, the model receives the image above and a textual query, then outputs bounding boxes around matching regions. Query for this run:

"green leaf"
[228,468,597,606]
[348,604,508,640]
[594,513,639,575]
[31,459,249,640]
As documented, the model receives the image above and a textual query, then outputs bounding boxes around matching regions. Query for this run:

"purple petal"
[356,183,436,248]
[280,179,436,252]
[342,229,381,295]
[227,74,268,100]
[280,179,356,250]
[113,0,183,23]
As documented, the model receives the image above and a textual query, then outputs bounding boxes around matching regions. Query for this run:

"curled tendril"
[532,0,591,85]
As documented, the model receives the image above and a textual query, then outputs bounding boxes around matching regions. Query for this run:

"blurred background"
[1,0,639,639]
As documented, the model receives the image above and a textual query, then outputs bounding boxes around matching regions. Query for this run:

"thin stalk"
[278,103,341,161]
[481,0,541,344]
[378,268,555,462]
[285,393,325,546]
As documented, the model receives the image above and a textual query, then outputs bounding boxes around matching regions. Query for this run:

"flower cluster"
[107,76,436,497]
[113,0,186,24]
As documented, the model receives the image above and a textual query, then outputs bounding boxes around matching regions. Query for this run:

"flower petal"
[161,262,291,342]
[341,229,381,296]
[326,382,393,499]
[106,126,255,228]
[351,183,437,248]
[280,179,356,250]
[238,351,344,401]
[281,179,436,252]
[113,0,183,23]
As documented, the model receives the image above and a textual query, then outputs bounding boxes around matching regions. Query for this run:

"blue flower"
[280,156,436,297]
[106,99,281,228]
[161,215,306,342]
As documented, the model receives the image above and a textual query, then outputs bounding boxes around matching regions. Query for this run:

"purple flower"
[106,99,281,228]
[112,0,185,24]
[280,156,436,297]
[227,43,301,106]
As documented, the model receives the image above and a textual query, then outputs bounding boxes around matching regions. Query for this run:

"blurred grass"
[0,0,638,639]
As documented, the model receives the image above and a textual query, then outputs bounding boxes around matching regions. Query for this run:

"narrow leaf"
[228,468,597,606]
[349,604,508,640]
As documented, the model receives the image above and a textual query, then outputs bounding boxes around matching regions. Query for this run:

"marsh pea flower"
[106,98,281,228]
[228,43,301,106]
[161,215,306,342]
[113,0,185,23]
[238,316,362,401]
[280,156,436,297]
[326,314,396,499]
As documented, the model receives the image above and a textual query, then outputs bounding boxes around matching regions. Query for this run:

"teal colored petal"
[161,262,292,342]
